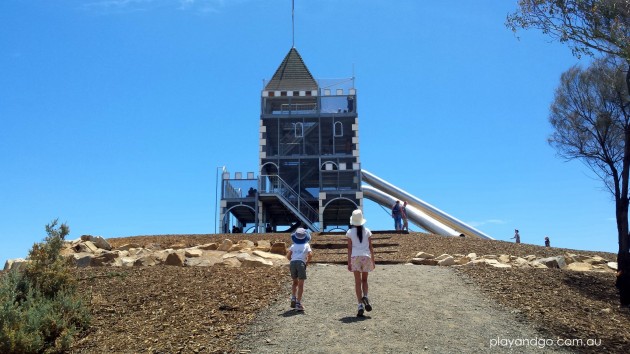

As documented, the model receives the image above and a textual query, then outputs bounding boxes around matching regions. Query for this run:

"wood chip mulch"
[52,232,628,353]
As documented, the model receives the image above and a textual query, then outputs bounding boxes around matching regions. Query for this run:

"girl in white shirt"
[346,209,375,317]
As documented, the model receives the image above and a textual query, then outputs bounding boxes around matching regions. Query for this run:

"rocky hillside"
[2,232,628,353]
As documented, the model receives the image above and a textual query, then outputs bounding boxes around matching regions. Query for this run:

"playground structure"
[217,47,492,239]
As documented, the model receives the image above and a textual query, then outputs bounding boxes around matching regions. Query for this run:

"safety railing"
[259,174,319,229]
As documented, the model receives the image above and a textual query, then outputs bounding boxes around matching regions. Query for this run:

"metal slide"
[361,170,494,240]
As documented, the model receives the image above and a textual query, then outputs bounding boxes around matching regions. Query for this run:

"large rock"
[185,249,203,258]
[240,256,273,268]
[434,254,452,261]
[607,262,618,271]
[91,252,118,266]
[566,262,594,272]
[466,253,477,260]
[269,242,287,255]
[198,243,218,251]
[219,257,241,267]
[489,263,512,269]
[238,240,255,249]
[534,256,567,269]
[415,252,435,259]
[583,256,608,265]
[253,250,289,260]
[81,235,112,251]
[116,243,141,251]
[71,253,93,268]
[228,245,244,252]
[498,254,511,263]
[134,256,157,267]
[164,252,185,266]
[456,256,471,265]
[120,257,136,267]
[218,239,234,252]
[255,240,272,251]
[411,258,438,266]
[438,256,456,266]
[4,258,28,271]
[512,257,531,268]
[169,243,187,250]
[74,241,98,254]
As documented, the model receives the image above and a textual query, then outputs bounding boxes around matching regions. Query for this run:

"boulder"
[414,252,435,259]
[120,257,136,267]
[489,263,512,269]
[169,243,187,250]
[164,252,185,266]
[238,240,255,249]
[534,256,567,269]
[71,253,93,268]
[81,235,112,250]
[4,258,28,271]
[438,256,456,266]
[563,253,576,265]
[134,256,157,267]
[270,242,287,255]
[218,239,234,252]
[117,243,141,251]
[240,256,273,268]
[185,249,203,258]
[228,245,244,252]
[91,252,119,266]
[253,250,289,260]
[411,258,439,266]
[220,257,241,267]
[198,243,218,250]
[184,258,214,267]
[74,241,98,254]
[583,256,608,265]
[456,256,471,265]
[498,254,511,263]
[255,240,272,251]
[524,255,537,262]
[435,254,452,261]
[466,253,477,260]
[566,262,594,272]
[607,262,618,271]
[512,257,531,268]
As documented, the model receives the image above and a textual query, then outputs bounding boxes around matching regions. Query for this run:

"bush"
[0,219,91,353]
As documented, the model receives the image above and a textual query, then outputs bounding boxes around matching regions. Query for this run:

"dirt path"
[237,264,569,354]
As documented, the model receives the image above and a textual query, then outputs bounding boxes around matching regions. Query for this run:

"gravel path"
[237,264,569,354]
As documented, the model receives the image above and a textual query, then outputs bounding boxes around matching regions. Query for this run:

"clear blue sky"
[0,0,618,265]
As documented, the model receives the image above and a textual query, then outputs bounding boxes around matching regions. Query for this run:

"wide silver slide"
[361,170,493,240]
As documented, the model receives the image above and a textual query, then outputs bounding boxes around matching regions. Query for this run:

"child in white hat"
[346,209,375,317]
[286,227,313,311]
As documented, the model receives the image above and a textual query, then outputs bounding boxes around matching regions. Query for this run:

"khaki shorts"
[290,260,307,279]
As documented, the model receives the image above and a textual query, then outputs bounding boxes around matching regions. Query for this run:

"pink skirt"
[350,256,374,272]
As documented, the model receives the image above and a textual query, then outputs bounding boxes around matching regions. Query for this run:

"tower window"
[295,122,303,137]
[334,121,343,137]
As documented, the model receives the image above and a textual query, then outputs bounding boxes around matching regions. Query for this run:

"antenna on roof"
[292,0,295,48]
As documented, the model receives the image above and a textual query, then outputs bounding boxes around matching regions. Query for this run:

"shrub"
[0,219,91,353]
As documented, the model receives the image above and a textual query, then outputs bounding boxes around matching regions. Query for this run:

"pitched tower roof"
[264,48,318,91]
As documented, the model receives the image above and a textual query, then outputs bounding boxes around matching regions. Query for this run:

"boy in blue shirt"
[286,228,313,311]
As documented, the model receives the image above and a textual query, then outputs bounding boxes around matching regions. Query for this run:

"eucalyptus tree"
[507,0,630,305]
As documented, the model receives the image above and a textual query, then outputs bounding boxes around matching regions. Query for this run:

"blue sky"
[0,0,619,265]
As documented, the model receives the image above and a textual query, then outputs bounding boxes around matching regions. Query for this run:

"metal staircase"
[259,175,320,231]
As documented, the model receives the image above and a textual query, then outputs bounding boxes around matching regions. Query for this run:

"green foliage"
[507,0,630,61]
[0,220,91,353]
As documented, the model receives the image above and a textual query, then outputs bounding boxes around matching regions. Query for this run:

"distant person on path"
[286,228,313,312]
[511,229,521,244]
[392,200,403,234]
[544,236,550,247]
[401,201,409,233]
[347,209,375,317]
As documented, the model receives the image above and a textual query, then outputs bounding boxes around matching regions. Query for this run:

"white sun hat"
[350,209,367,226]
